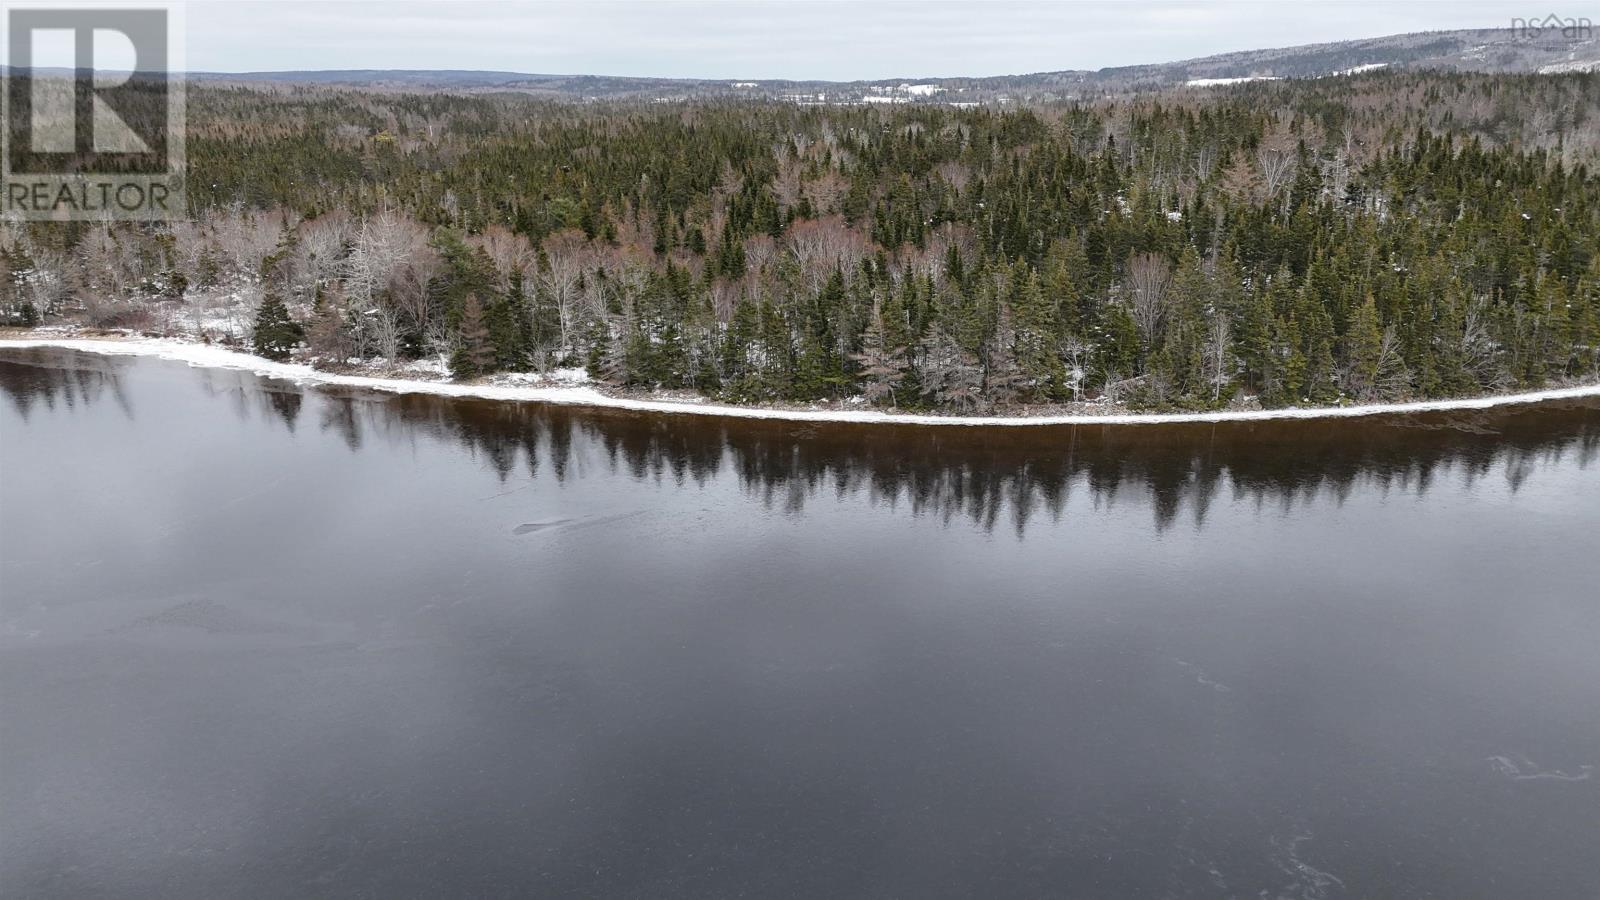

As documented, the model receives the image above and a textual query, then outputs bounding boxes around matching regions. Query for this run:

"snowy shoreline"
[4,336,1599,427]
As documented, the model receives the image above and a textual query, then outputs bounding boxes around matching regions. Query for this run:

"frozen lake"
[3,348,1598,898]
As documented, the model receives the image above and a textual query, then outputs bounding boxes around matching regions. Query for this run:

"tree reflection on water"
[5,348,1597,534]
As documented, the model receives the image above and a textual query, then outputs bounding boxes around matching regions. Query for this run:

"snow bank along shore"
[4,337,1599,428]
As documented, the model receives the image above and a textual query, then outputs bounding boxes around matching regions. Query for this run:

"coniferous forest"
[4,71,1599,412]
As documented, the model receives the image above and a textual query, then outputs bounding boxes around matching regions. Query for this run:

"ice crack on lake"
[1264,829,1345,900]
[1488,753,1594,782]
[1174,658,1233,692]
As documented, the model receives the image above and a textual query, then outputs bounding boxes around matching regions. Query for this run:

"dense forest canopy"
[4,70,1599,411]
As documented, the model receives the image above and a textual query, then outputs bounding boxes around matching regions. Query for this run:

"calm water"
[2,348,1598,899]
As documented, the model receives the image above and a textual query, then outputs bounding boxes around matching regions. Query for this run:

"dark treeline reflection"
[1,352,135,422]
[6,349,1599,533]
[377,394,1600,531]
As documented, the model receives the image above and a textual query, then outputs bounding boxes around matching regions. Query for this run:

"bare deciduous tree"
[371,307,404,366]
[291,210,350,299]
[1204,310,1233,402]
[346,211,428,308]
[1256,124,1299,205]
[1126,252,1173,347]
[743,234,778,275]
[1461,299,1507,388]
[772,156,805,213]
[1060,336,1091,402]
[472,224,536,289]
[803,171,849,215]
[541,228,590,353]
[786,216,870,291]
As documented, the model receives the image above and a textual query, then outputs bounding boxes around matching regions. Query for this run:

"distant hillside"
[174,26,1599,101]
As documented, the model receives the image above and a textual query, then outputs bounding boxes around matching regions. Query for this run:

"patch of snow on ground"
[342,356,450,378]
[1185,76,1280,87]
[489,367,590,388]
[1540,59,1600,74]
[4,337,1599,428]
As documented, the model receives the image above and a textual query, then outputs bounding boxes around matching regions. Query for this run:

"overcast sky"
[178,1,1525,79]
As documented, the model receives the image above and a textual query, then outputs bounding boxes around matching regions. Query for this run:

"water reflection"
[5,348,1599,899]
[1,351,135,423]
[4,347,1597,535]
[400,394,1599,532]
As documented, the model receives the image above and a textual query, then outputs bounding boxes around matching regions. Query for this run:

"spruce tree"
[252,292,303,361]
[487,288,529,372]
[1344,295,1386,402]
[919,325,985,412]
[852,303,909,407]
[450,293,497,379]
[1012,267,1063,401]
[984,305,1028,408]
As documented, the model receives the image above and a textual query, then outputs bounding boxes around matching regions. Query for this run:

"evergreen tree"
[1344,294,1385,401]
[450,293,497,378]
[526,270,561,364]
[852,302,909,407]
[488,286,529,372]
[919,325,985,412]
[984,305,1028,407]
[252,292,303,361]
[1011,267,1063,400]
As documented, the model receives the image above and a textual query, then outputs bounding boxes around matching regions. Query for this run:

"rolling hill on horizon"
[162,25,1598,101]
